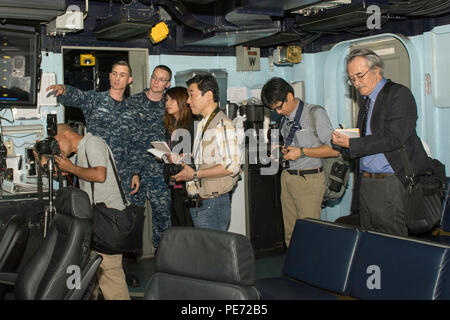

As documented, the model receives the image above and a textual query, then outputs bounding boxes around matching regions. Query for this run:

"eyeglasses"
[151,75,170,83]
[347,68,372,86]
[271,99,285,111]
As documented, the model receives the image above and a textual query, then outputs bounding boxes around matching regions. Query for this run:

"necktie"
[361,97,371,137]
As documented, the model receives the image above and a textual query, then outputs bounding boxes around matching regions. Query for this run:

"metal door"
[349,38,411,127]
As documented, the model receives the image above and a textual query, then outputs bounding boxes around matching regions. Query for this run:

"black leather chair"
[0,187,102,300]
[144,227,260,300]
[0,214,28,299]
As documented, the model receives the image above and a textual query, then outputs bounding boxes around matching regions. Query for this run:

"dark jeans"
[359,174,408,236]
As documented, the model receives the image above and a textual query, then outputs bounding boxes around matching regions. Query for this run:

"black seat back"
[0,215,28,299]
[14,187,92,300]
[145,227,260,300]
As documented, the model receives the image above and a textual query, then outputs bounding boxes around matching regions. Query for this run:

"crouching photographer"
[36,123,132,300]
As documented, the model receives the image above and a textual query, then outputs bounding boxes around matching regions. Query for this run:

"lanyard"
[201,107,221,139]
[280,100,304,148]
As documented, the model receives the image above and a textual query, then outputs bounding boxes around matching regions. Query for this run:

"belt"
[199,192,229,201]
[362,171,394,179]
[287,167,323,176]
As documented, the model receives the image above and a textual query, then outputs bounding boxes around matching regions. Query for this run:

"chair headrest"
[156,227,256,286]
[55,187,92,220]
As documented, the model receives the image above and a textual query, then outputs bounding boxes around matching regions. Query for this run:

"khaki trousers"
[93,251,130,300]
[281,170,325,247]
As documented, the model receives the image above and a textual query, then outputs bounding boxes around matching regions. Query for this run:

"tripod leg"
[43,207,48,238]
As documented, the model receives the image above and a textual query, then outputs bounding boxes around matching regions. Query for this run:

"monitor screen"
[0,25,39,108]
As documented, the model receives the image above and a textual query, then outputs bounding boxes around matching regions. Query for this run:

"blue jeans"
[189,193,231,231]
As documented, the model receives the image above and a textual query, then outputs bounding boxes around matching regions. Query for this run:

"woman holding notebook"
[163,87,195,227]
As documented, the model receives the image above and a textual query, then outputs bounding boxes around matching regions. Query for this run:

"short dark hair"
[260,77,294,107]
[186,74,219,103]
[112,60,132,77]
[153,65,172,81]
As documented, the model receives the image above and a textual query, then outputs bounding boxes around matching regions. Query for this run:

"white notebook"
[335,128,360,138]
[147,141,171,163]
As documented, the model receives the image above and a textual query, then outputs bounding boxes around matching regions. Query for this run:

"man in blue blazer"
[332,48,432,236]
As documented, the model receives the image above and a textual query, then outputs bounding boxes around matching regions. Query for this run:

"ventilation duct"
[94,3,159,41]
[0,0,67,22]
[294,2,389,32]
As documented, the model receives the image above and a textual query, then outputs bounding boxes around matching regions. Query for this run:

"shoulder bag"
[399,146,444,234]
[86,149,145,254]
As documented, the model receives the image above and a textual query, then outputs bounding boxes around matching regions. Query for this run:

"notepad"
[147,141,171,163]
[150,141,171,153]
[335,128,360,138]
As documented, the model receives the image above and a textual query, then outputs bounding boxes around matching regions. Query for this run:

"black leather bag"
[91,203,145,254]
[404,174,443,234]
[86,150,145,254]
[400,146,445,234]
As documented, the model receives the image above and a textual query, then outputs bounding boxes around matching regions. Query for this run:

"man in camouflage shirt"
[46,61,140,198]
[127,65,172,251]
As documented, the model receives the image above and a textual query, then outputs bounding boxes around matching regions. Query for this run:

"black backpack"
[309,106,350,202]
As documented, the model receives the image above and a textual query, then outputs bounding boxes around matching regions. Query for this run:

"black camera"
[279,150,289,170]
[163,163,184,187]
[278,133,290,169]
[185,193,203,208]
[34,114,61,157]
[274,136,289,169]
[268,126,289,170]
[34,137,61,157]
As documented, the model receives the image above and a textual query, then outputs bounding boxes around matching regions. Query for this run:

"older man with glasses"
[332,48,432,236]
[261,77,339,247]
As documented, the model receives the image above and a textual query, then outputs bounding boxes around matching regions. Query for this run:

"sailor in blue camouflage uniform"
[46,61,141,200]
[127,65,172,251]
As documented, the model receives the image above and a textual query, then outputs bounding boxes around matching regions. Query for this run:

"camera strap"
[201,106,221,139]
[193,106,221,163]
[280,100,304,148]
[84,142,128,207]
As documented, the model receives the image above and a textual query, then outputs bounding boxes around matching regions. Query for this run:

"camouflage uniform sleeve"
[124,96,145,178]
[155,100,167,142]
[57,85,97,114]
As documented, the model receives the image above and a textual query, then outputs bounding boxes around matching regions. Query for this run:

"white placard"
[38,73,57,106]
[13,106,40,120]
[227,87,247,104]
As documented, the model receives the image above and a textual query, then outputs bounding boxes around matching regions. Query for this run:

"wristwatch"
[193,170,199,183]
[300,147,306,158]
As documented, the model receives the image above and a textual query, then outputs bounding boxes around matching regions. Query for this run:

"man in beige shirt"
[173,74,240,231]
